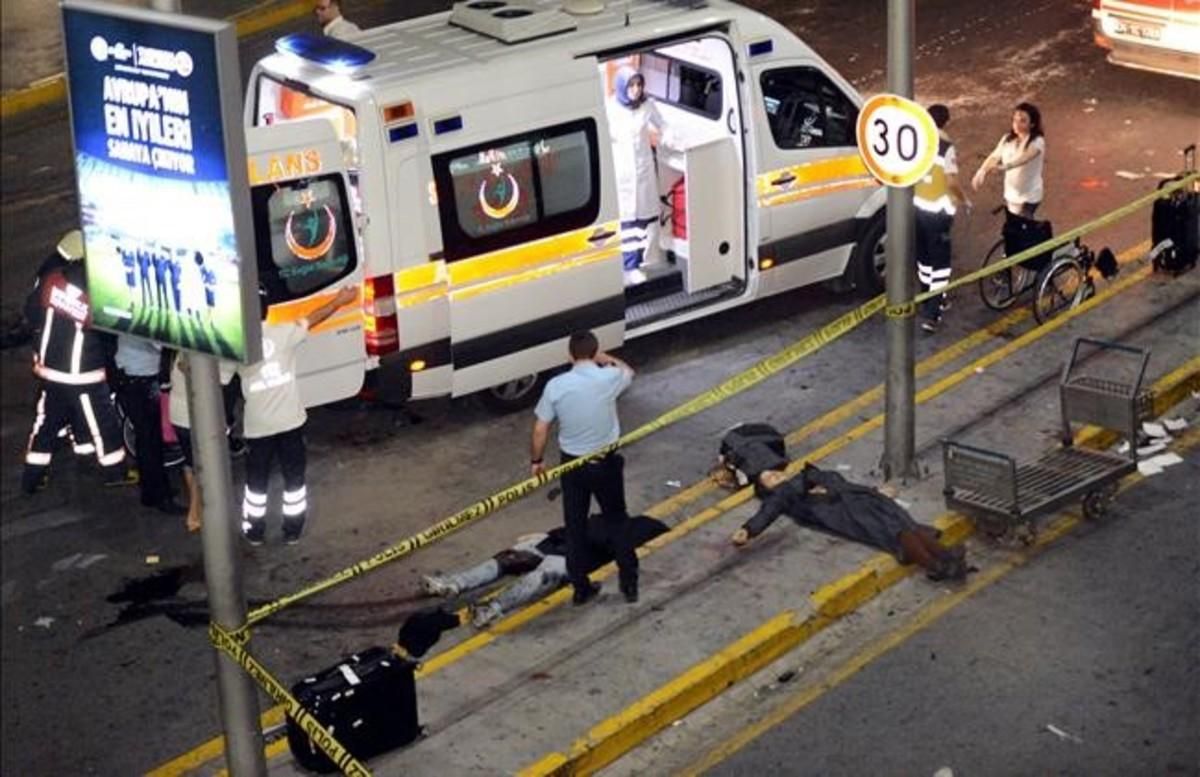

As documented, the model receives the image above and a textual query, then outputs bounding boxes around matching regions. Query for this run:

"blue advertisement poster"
[62,2,258,362]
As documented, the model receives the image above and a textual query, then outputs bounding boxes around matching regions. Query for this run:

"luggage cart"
[942,338,1151,542]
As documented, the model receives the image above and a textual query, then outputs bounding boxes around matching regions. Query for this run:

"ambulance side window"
[432,118,600,262]
[250,175,358,304]
[760,67,858,150]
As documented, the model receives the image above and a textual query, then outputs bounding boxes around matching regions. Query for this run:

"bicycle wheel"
[979,238,1019,310]
[1033,257,1087,324]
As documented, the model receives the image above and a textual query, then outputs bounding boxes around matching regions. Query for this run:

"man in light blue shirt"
[114,334,184,514]
[530,331,639,605]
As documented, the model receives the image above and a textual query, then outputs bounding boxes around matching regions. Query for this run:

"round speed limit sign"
[855,93,939,188]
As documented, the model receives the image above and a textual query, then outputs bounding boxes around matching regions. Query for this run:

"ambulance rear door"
[427,83,623,399]
[246,121,366,406]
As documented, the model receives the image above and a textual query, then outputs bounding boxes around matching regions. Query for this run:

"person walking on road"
[913,104,970,334]
[21,230,133,494]
[971,102,1046,222]
[530,331,640,605]
[314,0,361,40]
[238,285,357,545]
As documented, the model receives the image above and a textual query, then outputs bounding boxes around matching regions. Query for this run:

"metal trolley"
[942,338,1151,542]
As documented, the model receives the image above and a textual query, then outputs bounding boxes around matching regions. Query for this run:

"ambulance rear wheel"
[849,212,887,296]
[479,373,546,414]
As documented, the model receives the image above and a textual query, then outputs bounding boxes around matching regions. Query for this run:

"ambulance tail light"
[363,274,399,356]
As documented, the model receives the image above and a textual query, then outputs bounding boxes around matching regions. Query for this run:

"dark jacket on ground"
[741,465,921,559]
[535,514,668,572]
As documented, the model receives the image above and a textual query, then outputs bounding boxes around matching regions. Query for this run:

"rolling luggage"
[286,646,420,773]
[1151,144,1198,275]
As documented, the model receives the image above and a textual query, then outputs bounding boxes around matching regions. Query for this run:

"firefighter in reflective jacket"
[913,104,970,333]
[21,230,129,494]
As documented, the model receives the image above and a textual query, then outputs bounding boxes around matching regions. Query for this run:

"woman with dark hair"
[972,102,1046,221]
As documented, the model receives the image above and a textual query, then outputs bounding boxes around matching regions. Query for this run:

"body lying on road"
[423,514,668,627]
[716,424,970,582]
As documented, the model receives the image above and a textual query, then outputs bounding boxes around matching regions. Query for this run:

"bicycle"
[977,207,1114,325]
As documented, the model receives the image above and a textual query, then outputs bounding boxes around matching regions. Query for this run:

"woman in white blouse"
[972,102,1046,222]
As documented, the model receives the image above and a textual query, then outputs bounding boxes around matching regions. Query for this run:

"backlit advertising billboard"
[61,0,260,363]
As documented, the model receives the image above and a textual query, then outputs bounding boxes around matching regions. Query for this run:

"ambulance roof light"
[274,33,376,74]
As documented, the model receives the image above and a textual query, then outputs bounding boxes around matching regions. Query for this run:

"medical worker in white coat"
[609,67,668,284]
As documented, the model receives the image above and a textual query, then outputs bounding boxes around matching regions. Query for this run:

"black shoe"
[920,318,940,334]
[241,519,265,546]
[282,517,306,545]
[21,472,49,495]
[154,499,188,516]
[104,469,140,488]
[620,581,639,604]
[572,582,601,606]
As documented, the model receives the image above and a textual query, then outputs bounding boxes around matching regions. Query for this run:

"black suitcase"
[1003,215,1054,274]
[1151,144,1198,275]
[286,646,421,773]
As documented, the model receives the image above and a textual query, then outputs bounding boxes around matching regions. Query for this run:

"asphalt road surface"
[704,446,1200,777]
[1,0,1197,774]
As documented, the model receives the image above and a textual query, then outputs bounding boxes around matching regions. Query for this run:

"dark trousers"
[116,374,169,506]
[560,452,638,592]
[243,427,307,523]
[915,210,954,321]
[23,381,125,490]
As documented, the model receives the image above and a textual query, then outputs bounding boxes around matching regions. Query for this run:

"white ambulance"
[243,0,886,411]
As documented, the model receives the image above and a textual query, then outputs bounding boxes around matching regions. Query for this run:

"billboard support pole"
[142,1,265,773]
[883,0,917,482]
[186,355,267,776]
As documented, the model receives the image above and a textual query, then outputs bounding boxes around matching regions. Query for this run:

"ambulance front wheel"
[849,212,887,297]
[479,373,547,414]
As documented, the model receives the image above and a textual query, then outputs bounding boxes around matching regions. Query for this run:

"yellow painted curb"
[520,356,1200,777]
[0,0,311,120]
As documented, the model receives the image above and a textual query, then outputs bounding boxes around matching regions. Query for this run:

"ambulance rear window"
[432,118,600,262]
[640,52,723,121]
[250,175,358,304]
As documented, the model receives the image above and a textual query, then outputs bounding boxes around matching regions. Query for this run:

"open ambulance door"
[246,121,366,407]
[681,136,744,294]
[429,103,625,403]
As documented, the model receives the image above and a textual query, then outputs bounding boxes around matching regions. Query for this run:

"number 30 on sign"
[855,93,938,188]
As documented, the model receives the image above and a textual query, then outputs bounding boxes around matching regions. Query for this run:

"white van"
[243,0,886,411]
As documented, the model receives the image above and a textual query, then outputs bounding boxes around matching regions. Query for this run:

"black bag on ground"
[1003,215,1054,274]
[286,646,420,773]
[719,423,788,485]
[1151,144,1199,275]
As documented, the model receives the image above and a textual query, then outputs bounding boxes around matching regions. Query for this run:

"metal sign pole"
[883,0,916,482]
[187,355,267,776]
[141,2,265,772]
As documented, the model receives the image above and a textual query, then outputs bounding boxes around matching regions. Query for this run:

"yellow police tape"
[245,295,886,626]
[911,173,1198,307]
[208,621,371,776]
[243,171,1198,627]
[211,172,1197,777]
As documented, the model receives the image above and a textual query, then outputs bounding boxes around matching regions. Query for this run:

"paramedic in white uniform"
[608,67,671,284]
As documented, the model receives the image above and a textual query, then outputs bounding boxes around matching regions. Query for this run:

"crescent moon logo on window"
[284,205,337,261]
[478,173,521,220]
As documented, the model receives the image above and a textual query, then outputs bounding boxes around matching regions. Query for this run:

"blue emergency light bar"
[275,33,376,73]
